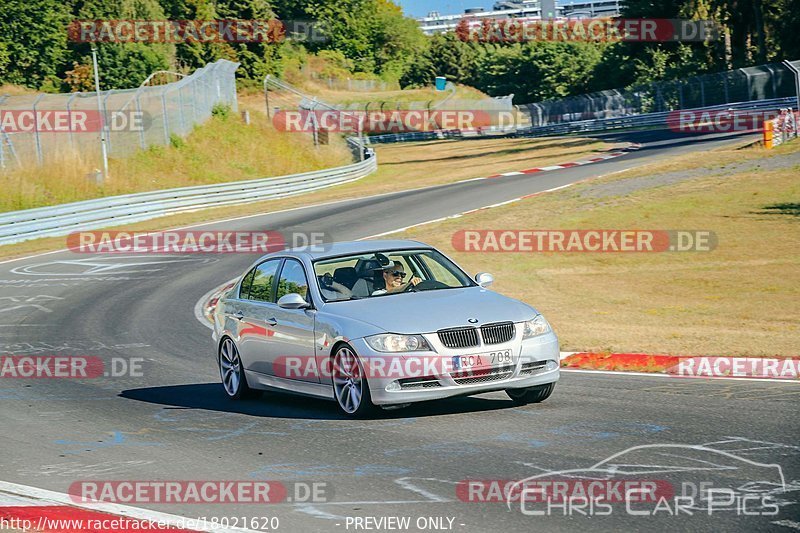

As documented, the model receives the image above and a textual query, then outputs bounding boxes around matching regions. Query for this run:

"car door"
[268,258,319,383]
[236,258,281,375]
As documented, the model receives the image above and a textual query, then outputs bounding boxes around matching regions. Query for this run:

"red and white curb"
[559,352,800,382]
[0,481,256,532]
[485,143,641,178]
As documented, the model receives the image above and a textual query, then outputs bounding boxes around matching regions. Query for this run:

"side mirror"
[277,293,310,309]
[475,272,494,288]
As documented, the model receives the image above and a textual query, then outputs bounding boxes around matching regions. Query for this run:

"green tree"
[0,0,71,88]
[71,0,174,89]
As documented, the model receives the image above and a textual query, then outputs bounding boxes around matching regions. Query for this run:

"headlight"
[365,334,432,352]
[522,315,551,339]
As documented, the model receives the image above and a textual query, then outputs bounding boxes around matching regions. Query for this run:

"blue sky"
[397,0,496,18]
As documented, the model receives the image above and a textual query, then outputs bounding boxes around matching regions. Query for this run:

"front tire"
[332,344,376,418]
[219,337,258,400]
[506,382,556,405]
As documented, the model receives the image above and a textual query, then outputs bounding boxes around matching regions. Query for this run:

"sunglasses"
[386,270,406,278]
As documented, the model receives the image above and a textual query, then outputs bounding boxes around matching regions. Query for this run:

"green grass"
[398,141,800,357]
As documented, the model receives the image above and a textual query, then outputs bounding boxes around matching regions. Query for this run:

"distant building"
[417,0,622,35]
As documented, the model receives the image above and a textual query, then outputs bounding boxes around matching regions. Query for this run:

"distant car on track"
[211,240,559,417]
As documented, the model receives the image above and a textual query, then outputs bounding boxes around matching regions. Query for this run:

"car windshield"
[313,248,475,302]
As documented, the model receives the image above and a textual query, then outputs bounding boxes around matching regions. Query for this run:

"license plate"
[452,349,514,370]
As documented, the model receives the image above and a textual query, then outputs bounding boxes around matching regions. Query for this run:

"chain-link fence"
[522,60,800,127]
[309,75,400,92]
[0,60,239,170]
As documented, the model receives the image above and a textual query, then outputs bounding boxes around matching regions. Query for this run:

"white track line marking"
[772,520,800,530]
[0,480,257,533]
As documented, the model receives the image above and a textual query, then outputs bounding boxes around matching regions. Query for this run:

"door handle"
[232,311,245,320]
[266,317,278,326]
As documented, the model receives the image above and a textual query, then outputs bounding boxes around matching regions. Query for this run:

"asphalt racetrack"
[0,129,797,532]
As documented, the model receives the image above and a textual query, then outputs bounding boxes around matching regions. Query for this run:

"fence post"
[190,77,199,122]
[161,87,170,144]
[66,93,78,153]
[745,70,752,101]
[134,93,146,149]
[32,94,44,164]
[310,98,319,147]
[102,89,114,153]
[783,61,800,113]
[699,77,705,107]
[177,86,187,136]
[264,75,271,118]
[723,73,729,103]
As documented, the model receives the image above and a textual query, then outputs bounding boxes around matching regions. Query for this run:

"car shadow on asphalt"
[119,383,521,420]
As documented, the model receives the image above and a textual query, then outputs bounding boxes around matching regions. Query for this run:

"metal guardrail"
[364,97,795,144]
[0,155,377,245]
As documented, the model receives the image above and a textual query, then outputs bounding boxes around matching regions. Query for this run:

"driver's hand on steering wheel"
[409,276,422,286]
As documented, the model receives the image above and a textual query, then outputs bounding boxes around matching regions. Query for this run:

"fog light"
[385,380,401,392]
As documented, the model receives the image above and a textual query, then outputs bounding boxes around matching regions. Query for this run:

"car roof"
[267,239,433,261]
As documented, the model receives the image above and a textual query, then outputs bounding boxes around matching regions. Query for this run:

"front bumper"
[350,331,560,406]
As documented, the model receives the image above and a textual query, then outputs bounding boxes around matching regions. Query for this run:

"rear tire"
[506,382,556,405]
[219,337,259,400]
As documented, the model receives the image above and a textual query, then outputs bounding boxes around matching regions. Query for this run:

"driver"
[372,261,422,295]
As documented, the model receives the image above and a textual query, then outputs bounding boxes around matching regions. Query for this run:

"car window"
[419,253,461,286]
[248,259,280,303]
[239,268,256,299]
[276,259,309,301]
[313,249,474,301]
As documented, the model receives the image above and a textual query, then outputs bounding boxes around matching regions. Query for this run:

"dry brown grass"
[0,109,351,212]
[398,142,800,357]
[0,84,36,95]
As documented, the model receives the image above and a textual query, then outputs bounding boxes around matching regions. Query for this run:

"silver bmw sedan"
[212,240,559,417]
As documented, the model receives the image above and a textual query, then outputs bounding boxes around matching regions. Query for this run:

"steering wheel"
[404,279,448,292]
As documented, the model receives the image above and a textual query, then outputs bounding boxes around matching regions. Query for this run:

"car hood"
[324,287,538,334]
